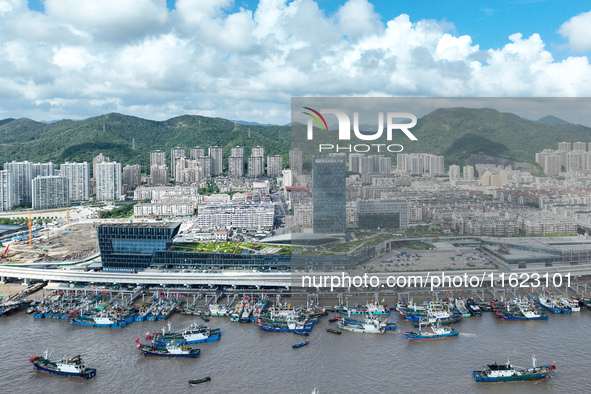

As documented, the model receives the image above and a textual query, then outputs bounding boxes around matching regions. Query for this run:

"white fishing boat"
[337,314,386,334]
[208,303,229,316]
[454,299,471,317]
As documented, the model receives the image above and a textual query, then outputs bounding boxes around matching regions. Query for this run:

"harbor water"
[0,307,588,393]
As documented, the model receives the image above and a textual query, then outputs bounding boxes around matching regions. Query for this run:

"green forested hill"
[0,113,291,172]
[1,108,590,172]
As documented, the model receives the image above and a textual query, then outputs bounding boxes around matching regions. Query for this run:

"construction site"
[0,212,99,266]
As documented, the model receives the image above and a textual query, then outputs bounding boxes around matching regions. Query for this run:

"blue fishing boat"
[29,349,96,379]
[473,356,556,382]
[529,294,561,314]
[292,340,309,349]
[68,314,127,328]
[294,330,309,336]
[404,321,458,340]
[136,339,200,358]
[148,322,221,346]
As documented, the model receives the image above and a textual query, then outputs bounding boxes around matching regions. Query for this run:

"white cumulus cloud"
[559,10,591,52]
[0,0,590,124]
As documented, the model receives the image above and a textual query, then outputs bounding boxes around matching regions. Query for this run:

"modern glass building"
[357,200,408,230]
[312,156,346,234]
[98,222,181,271]
[97,222,370,271]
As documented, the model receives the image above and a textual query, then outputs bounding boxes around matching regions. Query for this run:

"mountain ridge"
[1,108,590,171]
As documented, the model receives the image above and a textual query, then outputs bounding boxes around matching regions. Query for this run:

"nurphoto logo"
[303,107,418,153]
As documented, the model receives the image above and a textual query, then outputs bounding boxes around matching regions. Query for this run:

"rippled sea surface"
[1,306,587,394]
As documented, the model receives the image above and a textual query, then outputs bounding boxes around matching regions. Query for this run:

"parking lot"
[356,242,493,273]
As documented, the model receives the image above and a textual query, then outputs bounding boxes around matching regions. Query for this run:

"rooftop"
[98,222,181,229]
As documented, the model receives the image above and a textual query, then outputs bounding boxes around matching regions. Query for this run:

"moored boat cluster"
[8,287,584,384]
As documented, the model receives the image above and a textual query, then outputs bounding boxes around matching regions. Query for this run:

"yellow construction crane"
[28,210,32,247]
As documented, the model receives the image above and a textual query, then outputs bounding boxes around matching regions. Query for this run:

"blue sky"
[6,0,591,123]
[161,0,589,56]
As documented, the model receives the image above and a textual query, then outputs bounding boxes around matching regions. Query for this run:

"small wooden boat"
[328,318,338,323]
[326,327,341,335]
[188,376,211,385]
[200,315,210,322]
[293,330,309,336]
[292,340,309,349]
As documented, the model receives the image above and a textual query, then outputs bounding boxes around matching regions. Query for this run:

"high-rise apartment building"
[267,155,283,177]
[60,162,90,201]
[463,165,475,180]
[122,164,141,189]
[32,176,69,210]
[197,157,212,179]
[209,146,223,175]
[93,153,110,179]
[449,165,461,181]
[190,147,206,160]
[150,165,169,185]
[0,170,15,211]
[150,150,166,167]
[3,161,33,207]
[32,162,56,178]
[228,156,243,178]
[170,147,186,178]
[248,156,265,178]
[251,146,265,158]
[96,162,122,200]
[289,148,303,176]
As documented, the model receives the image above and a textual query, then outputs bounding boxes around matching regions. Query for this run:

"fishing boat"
[411,314,461,327]
[530,295,562,314]
[229,305,240,322]
[29,349,96,379]
[257,309,313,332]
[294,330,310,336]
[188,377,211,385]
[454,299,471,318]
[558,297,578,313]
[238,300,254,322]
[473,356,556,382]
[68,313,127,328]
[579,298,591,309]
[366,300,390,315]
[250,295,269,322]
[404,321,459,340]
[258,319,313,332]
[148,322,221,345]
[465,299,483,316]
[136,339,200,358]
[335,300,389,315]
[292,340,309,349]
[567,298,581,312]
[495,298,548,321]
[326,327,341,335]
[337,315,387,334]
[208,303,229,317]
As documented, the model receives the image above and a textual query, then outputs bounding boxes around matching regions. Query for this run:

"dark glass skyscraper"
[313,156,346,234]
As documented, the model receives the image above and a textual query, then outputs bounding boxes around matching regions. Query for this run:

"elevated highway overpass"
[2,263,591,290]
